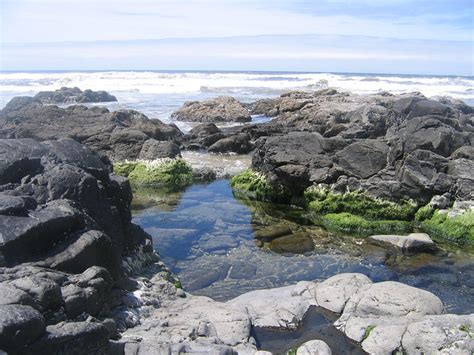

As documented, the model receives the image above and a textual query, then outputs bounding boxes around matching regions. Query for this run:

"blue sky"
[1,0,473,75]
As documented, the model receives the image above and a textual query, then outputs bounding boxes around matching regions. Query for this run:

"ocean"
[1,70,473,132]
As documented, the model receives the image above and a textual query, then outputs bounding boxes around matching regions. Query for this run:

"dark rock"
[171,96,251,123]
[336,140,389,179]
[26,320,110,354]
[0,304,45,353]
[10,277,62,311]
[0,98,182,161]
[208,133,253,154]
[34,87,117,104]
[268,232,314,254]
[138,139,181,160]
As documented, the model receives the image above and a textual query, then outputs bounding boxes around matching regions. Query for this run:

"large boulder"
[0,304,45,353]
[34,87,117,104]
[171,96,251,123]
[0,97,182,161]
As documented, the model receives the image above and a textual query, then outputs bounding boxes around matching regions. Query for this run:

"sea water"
[1,70,473,132]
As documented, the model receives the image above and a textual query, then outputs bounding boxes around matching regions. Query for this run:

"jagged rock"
[10,277,62,311]
[0,304,45,353]
[0,98,182,161]
[368,233,435,252]
[34,87,117,104]
[297,339,332,355]
[336,140,389,179]
[171,96,251,123]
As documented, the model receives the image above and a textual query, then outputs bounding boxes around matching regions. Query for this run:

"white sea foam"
[0,71,472,100]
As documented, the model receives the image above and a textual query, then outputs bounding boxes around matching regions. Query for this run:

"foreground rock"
[34,87,117,104]
[0,97,182,161]
[0,138,164,353]
[120,271,473,354]
[171,96,251,123]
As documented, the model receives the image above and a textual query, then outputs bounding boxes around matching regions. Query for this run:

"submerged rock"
[368,233,435,252]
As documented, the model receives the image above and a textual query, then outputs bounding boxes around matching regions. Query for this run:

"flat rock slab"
[368,233,435,252]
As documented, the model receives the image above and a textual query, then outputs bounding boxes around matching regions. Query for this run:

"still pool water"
[132,179,474,314]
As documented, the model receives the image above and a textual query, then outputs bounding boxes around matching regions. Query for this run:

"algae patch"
[114,159,193,189]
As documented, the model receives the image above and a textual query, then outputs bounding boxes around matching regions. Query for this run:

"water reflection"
[132,179,474,313]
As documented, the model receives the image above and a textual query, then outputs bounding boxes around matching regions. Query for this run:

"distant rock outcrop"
[171,96,251,123]
[34,87,117,104]
[0,97,183,161]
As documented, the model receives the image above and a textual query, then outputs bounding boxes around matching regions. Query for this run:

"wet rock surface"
[246,90,473,204]
[0,138,160,353]
[0,97,182,161]
[34,87,117,104]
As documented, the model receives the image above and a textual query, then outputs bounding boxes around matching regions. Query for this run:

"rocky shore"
[0,88,473,354]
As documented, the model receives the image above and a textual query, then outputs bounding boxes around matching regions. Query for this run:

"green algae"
[305,187,417,221]
[114,159,193,189]
[230,169,291,203]
[420,210,474,244]
[317,212,411,237]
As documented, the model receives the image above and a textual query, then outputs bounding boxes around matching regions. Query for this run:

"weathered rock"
[138,139,181,160]
[297,339,332,355]
[228,281,318,328]
[27,320,110,354]
[208,133,253,154]
[336,140,389,179]
[34,87,117,104]
[0,98,182,161]
[368,233,435,252]
[315,273,372,314]
[400,314,474,354]
[171,96,251,123]
[0,304,45,353]
[10,276,62,311]
[335,281,444,342]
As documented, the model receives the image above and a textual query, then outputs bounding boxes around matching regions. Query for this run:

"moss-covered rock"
[113,161,139,177]
[230,169,291,203]
[305,186,417,221]
[317,212,412,236]
[114,159,193,189]
[420,210,474,244]
[414,205,435,222]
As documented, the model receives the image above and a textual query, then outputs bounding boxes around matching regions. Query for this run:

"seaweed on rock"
[114,159,193,189]
[230,169,292,203]
[420,210,474,244]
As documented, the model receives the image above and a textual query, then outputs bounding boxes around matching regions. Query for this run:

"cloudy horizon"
[1,0,473,75]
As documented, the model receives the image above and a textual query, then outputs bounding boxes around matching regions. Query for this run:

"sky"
[0,0,473,75]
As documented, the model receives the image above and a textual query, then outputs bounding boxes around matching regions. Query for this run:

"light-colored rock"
[368,233,435,252]
[297,339,332,355]
[361,324,407,355]
[228,281,318,329]
[254,351,273,355]
[401,314,474,354]
[335,281,444,342]
[315,273,372,314]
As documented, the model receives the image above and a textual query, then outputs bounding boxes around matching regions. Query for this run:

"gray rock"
[10,276,62,311]
[368,233,435,252]
[0,304,45,353]
[138,139,181,160]
[401,314,474,354]
[335,281,444,342]
[171,96,251,123]
[208,133,253,154]
[315,273,372,314]
[27,320,110,354]
[297,339,332,355]
[34,86,117,104]
[228,281,318,328]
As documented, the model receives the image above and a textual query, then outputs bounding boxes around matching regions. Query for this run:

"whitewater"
[1,70,473,131]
